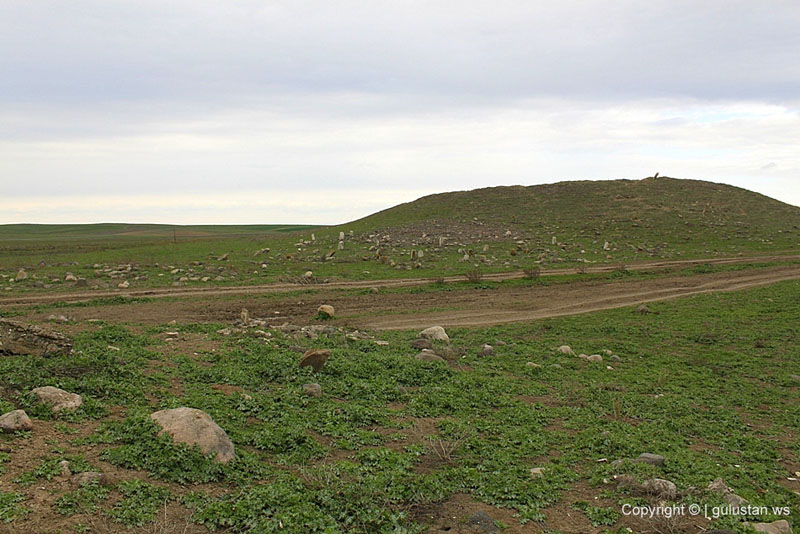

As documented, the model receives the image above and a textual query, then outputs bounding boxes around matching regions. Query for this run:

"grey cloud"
[1,0,799,106]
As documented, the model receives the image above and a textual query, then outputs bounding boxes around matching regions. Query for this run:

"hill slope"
[343,177,800,261]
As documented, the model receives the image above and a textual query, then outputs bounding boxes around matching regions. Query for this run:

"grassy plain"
[1,178,799,533]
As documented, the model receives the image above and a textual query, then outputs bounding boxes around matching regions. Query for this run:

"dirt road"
[1,253,798,306]
[354,263,800,330]
[6,259,799,332]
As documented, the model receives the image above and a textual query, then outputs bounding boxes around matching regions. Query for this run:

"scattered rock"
[748,520,792,534]
[303,383,322,397]
[642,478,677,499]
[435,345,457,360]
[416,350,445,363]
[72,471,116,487]
[0,410,33,433]
[530,467,545,478]
[164,331,179,341]
[317,305,335,319]
[410,338,433,350]
[466,511,499,533]
[707,478,749,507]
[635,453,666,466]
[635,304,651,314]
[557,345,574,355]
[32,386,83,413]
[117,280,129,289]
[299,349,331,372]
[479,344,494,357]
[419,326,449,343]
[150,407,235,463]
[526,362,541,368]
[59,459,71,476]
[586,354,603,362]
[65,273,78,282]
[614,474,641,491]
[0,319,73,357]
[15,269,27,281]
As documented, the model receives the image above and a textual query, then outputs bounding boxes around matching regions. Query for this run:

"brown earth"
[2,254,799,307]
[6,260,800,333]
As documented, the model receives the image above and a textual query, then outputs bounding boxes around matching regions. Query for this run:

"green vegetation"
[0,491,27,523]
[1,279,798,532]
[0,178,798,532]
[2,178,799,294]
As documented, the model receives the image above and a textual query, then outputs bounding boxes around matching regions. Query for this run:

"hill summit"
[345,177,800,261]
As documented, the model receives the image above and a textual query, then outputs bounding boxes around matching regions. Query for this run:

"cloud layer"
[1,1,798,223]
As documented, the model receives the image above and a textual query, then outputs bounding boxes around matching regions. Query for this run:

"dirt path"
[1,253,798,306]
[354,263,800,330]
[9,262,800,332]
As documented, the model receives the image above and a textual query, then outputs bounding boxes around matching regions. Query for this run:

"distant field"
[0,223,315,240]
[1,178,799,294]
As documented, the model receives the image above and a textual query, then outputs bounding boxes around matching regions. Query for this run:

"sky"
[1,0,799,225]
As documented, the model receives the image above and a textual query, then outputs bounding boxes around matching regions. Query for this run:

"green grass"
[1,278,799,532]
[2,178,799,296]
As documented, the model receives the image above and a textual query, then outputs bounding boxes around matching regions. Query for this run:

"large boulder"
[0,410,33,433]
[0,319,73,357]
[31,386,83,413]
[150,407,235,463]
[419,326,449,343]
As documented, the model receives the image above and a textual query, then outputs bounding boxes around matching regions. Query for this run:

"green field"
[1,178,799,533]
[2,178,800,295]
[1,280,798,532]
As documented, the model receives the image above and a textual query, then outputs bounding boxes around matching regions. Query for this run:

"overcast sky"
[1,0,799,224]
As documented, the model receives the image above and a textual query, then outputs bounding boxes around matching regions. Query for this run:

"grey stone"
[150,407,235,463]
[641,478,678,500]
[410,338,433,350]
[0,319,73,357]
[32,386,83,413]
[303,383,322,397]
[416,350,445,363]
[419,326,449,343]
[0,410,33,433]
[749,520,792,534]
[635,453,665,466]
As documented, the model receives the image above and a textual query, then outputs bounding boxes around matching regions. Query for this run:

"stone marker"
[150,407,235,463]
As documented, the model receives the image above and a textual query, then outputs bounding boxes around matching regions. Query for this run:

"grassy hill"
[1,177,798,291]
[344,177,800,257]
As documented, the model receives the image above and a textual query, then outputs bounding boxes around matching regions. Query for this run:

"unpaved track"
[1,253,798,306]
[356,263,800,330]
